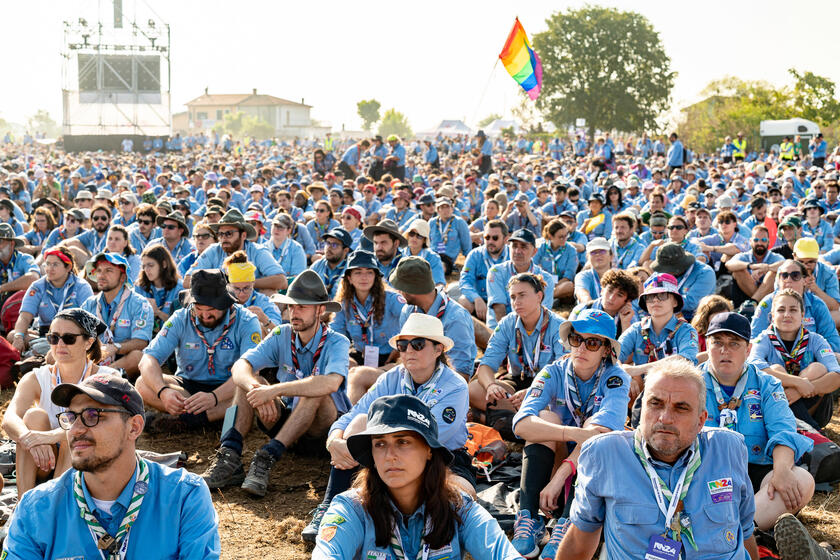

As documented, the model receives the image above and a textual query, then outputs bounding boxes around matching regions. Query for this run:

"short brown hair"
[600,269,640,301]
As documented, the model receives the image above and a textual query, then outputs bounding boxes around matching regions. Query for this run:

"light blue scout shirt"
[128,226,162,253]
[20,274,94,328]
[728,249,784,284]
[241,290,283,325]
[751,290,840,348]
[700,362,814,465]
[505,211,541,238]
[611,237,645,269]
[153,238,195,262]
[330,363,468,450]
[145,304,261,383]
[293,223,317,256]
[262,237,307,279]
[73,228,109,254]
[512,356,630,433]
[309,257,347,299]
[399,291,476,378]
[428,215,471,261]
[571,428,754,560]
[2,459,220,559]
[569,229,589,267]
[479,307,565,380]
[240,323,351,414]
[42,226,81,252]
[619,316,700,365]
[22,228,49,248]
[135,280,183,323]
[534,241,577,282]
[699,231,750,273]
[307,218,341,250]
[811,260,840,301]
[0,251,38,284]
[576,210,613,241]
[540,199,575,218]
[486,261,556,330]
[331,291,404,357]
[574,268,603,302]
[667,139,684,167]
[402,247,445,285]
[674,261,716,320]
[384,206,417,229]
[81,285,154,344]
[188,240,285,279]
[458,245,509,303]
[650,238,704,261]
[341,145,361,166]
[802,219,834,252]
[313,489,522,560]
[749,327,840,374]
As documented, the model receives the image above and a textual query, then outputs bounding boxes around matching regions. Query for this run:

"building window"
[286,111,290,126]
[216,110,223,120]
[197,112,208,120]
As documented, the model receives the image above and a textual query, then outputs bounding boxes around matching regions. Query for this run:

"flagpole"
[471,58,500,127]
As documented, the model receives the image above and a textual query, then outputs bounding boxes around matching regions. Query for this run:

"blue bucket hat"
[557,308,620,356]
[346,250,380,275]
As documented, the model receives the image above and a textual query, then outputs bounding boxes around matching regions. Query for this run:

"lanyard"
[563,360,606,426]
[75,458,149,560]
[547,245,567,277]
[52,360,90,397]
[437,218,453,245]
[290,325,328,374]
[708,365,750,430]
[676,263,694,290]
[513,307,550,378]
[189,305,237,376]
[390,522,429,560]
[92,232,108,253]
[615,239,636,268]
[96,286,132,343]
[633,431,700,549]
[481,247,506,275]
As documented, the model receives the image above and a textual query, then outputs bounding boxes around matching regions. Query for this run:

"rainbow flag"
[499,18,542,100]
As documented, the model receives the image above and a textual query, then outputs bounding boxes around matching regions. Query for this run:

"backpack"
[0,290,23,335]
[465,422,508,480]
[797,420,840,486]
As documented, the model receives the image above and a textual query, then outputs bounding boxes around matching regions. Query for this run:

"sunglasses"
[751,237,769,243]
[667,224,686,230]
[650,229,665,235]
[644,292,672,303]
[567,332,607,351]
[161,224,179,230]
[194,233,213,241]
[66,218,79,224]
[778,271,803,281]
[92,215,110,222]
[396,338,430,352]
[316,208,329,214]
[218,230,239,239]
[324,240,343,249]
[484,234,500,241]
[719,219,735,224]
[47,332,84,345]
[137,219,153,226]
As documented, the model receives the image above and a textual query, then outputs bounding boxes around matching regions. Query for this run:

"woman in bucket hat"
[313,394,520,560]
[305,313,476,543]
[509,308,630,559]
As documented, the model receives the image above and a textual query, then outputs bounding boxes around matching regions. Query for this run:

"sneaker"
[241,449,278,497]
[774,513,840,560]
[540,517,570,560]
[511,510,546,559]
[301,502,330,543]
[200,447,245,489]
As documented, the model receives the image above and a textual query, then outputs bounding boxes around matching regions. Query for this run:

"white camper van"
[759,118,821,154]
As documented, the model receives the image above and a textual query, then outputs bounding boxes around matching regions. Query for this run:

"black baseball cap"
[323,227,353,249]
[347,395,452,468]
[705,312,750,342]
[509,228,537,247]
[52,373,145,419]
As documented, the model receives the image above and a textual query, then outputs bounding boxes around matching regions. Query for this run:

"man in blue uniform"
[309,228,351,299]
[81,252,154,379]
[136,269,262,433]
[3,373,220,559]
[0,223,39,303]
[458,219,509,321]
[362,219,406,283]
[200,271,350,497]
[650,242,715,320]
[556,357,759,559]
[429,197,471,276]
[68,204,111,257]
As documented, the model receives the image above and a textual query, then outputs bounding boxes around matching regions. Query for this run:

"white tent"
[484,119,523,137]
[419,119,475,138]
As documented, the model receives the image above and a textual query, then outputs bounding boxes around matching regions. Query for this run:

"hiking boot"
[241,449,278,497]
[511,510,545,559]
[540,517,570,560]
[144,411,189,435]
[775,513,840,560]
[201,447,245,489]
[301,502,330,543]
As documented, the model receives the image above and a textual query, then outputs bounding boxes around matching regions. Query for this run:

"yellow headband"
[227,261,256,283]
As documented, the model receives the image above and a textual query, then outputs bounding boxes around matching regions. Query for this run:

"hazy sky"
[2,0,839,132]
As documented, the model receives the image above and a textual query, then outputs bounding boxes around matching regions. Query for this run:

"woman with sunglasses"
[639,215,704,267]
[401,219,445,289]
[697,209,749,274]
[509,309,629,559]
[749,289,840,430]
[307,200,340,253]
[305,314,475,543]
[469,198,502,244]
[10,246,94,353]
[136,244,183,335]
[750,259,840,349]
[21,206,56,256]
[313,394,520,560]
[470,273,565,435]
[105,224,141,284]
[2,308,115,495]
[40,208,86,254]
[223,252,282,337]
[178,221,217,277]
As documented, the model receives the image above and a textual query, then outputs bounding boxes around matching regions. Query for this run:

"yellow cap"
[226,261,256,283]
[793,237,819,260]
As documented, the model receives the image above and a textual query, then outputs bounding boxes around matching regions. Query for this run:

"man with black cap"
[363,218,406,282]
[185,208,287,294]
[309,227,352,298]
[0,223,39,304]
[486,229,556,330]
[649,241,715,320]
[136,269,262,433]
[3,373,220,558]
[81,252,154,378]
[154,210,195,262]
[200,270,351,498]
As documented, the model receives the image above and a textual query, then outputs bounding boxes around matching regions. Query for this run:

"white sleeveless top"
[33,364,118,429]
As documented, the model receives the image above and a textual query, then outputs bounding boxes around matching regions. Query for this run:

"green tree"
[533,6,675,139]
[789,69,840,126]
[213,111,274,140]
[357,99,381,131]
[378,108,412,139]
[478,113,502,128]
[27,109,59,137]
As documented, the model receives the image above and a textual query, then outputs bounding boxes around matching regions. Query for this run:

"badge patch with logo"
[135,319,146,328]
[725,530,736,544]
[251,332,261,344]
[606,376,623,388]
[185,342,200,350]
[707,478,733,503]
[366,551,386,560]
[744,389,760,400]
[319,525,337,542]
[594,395,603,406]
[118,319,131,327]
[772,391,786,402]
[322,514,346,525]
[530,388,542,398]
[748,403,762,420]
[220,337,234,350]
[442,407,456,424]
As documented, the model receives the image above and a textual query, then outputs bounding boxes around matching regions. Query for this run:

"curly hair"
[690,295,734,336]
[600,269,640,302]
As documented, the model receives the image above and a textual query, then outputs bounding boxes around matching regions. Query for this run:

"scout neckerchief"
[393,208,408,226]
[0,251,17,285]
[545,244,568,278]
[633,431,701,551]
[96,284,132,344]
[189,305,237,377]
[401,364,444,403]
[314,220,329,247]
[389,520,429,560]
[437,217,453,245]
[614,238,638,268]
[323,259,347,296]
[708,364,750,430]
[352,295,374,345]
[641,316,687,363]
[74,458,150,560]
[563,359,606,427]
[512,307,551,379]
[45,275,77,314]
[290,323,328,375]
[767,326,810,376]
[413,290,448,321]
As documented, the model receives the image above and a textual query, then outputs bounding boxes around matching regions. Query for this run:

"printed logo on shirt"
[186,364,194,372]
[366,551,386,560]
[185,342,200,350]
[319,525,337,543]
[606,376,623,389]
[748,403,763,420]
[27,289,36,297]
[164,320,174,328]
[725,530,736,544]
[442,407,457,424]
[135,319,147,328]
[220,337,234,350]
[744,389,760,400]
[707,478,733,503]
[772,391,787,402]
[530,388,543,398]
[322,514,346,526]
[594,395,603,406]
[820,347,832,356]
[118,319,131,327]
[251,332,261,344]
[539,370,551,380]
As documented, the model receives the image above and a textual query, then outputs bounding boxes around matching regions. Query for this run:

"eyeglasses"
[230,285,252,295]
[797,259,817,266]
[316,208,329,214]
[46,332,84,345]
[137,219,153,226]
[340,215,353,220]
[751,237,769,243]
[118,200,132,206]
[778,271,803,281]
[644,292,672,303]
[396,338,429,352]
[161,224,179,230]
[217,230,239,239]
[719,219,735,224]
[92,215,110,222]
[407,231,423,238]
[567,332,607,351]
[589,249,607,256]
[194,233,213,241]
[667,224,686,231]
[324,241,343,249]
[66,218,79,224]
[56,408,132,430]
[650,229,665,236]
[484,234,500,241]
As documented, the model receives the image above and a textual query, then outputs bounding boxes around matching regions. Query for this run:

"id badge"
[436,242,446,253]
[363,345,380,368]
[645,535,681,560]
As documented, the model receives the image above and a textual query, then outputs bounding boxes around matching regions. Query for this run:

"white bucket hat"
[389,313,453,352]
